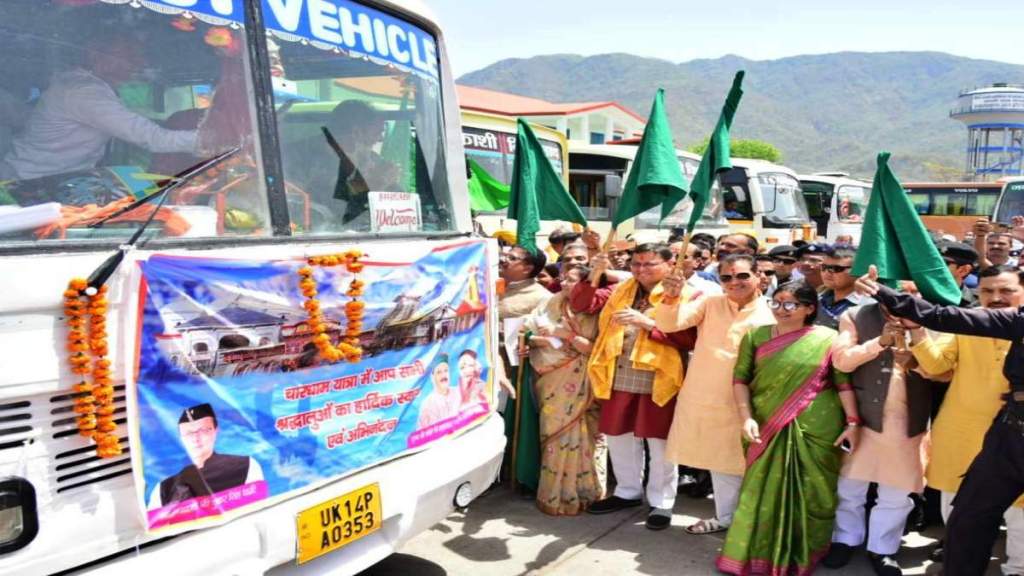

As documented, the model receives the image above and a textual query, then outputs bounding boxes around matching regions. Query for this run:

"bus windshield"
[274,44,451,233]
[836,185,869,223]
[996,181,1024,223]
[905,186,999,217]
[635,155,727,229]
[759,173,809,222]
[463,127,564,187]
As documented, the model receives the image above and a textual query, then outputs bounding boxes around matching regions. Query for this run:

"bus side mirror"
[604,174,623,198]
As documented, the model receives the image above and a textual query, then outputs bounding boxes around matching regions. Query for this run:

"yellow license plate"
[296,483,382,565]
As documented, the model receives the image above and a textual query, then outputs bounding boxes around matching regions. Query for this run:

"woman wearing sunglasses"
[717,282,860,576]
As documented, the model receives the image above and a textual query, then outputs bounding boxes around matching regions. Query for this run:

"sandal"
[685,517,728,535]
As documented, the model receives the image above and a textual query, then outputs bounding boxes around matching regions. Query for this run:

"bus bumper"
[77,414,505,576]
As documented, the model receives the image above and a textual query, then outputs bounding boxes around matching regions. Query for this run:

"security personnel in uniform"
[936,240,979,308]
[857,265,1024,576]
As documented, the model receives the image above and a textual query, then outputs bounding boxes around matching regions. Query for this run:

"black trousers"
[946,410,1024,575]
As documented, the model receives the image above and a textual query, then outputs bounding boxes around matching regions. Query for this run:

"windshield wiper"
[321,126,370,197]
[82,147,240,292]
[89,146,240,229]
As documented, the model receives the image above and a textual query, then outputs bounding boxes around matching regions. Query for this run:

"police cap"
[935,240,978,266]
[768,245,797,258]
[795,243,830,258]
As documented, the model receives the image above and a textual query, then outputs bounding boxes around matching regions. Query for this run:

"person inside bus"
[147,403,264,510]
[287,99,401,227]
[0,33,200,182]
[723,199,746,219]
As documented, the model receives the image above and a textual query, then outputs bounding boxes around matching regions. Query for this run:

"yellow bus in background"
[460,111,570,239]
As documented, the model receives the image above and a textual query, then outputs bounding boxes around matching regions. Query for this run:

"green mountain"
[458,52,1024,180]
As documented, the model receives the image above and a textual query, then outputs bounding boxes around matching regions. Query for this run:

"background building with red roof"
[456,85,645,145]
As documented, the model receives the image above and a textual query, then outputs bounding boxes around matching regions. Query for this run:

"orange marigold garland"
[299,250,366,364]
[64,279,121,458]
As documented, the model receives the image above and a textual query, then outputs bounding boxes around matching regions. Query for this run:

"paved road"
[360,484,1010,575]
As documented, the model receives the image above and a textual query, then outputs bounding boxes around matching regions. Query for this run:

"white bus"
[718,159,815,249]
[567,142,730,243]
[989,177,1024,227]
[0,1,503,574]
[798,172,872,243]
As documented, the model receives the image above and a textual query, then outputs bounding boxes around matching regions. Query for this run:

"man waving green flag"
[678,71,745,230]
[851,152,961,305]
[507,118,587,253]
[612,89,689,228]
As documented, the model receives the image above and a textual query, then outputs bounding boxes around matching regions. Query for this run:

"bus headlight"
[453,482,474,510]
[0,477,38,554]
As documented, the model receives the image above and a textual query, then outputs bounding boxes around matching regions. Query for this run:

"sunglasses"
[769,300,806,311]
[761,270,776,276]
[773,257,797,265]
[821,264,851,274]
[719,272,754,283]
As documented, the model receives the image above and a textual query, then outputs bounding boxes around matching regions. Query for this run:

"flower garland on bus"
[63,279,121,458]
[298,250,366,364]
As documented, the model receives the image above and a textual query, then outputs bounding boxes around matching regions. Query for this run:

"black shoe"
[587,495,643,515]
[928,540,944,563]
[868,553,903,576]
[682,471,713,499]
[821,543,854,569]
[645,512,671,531]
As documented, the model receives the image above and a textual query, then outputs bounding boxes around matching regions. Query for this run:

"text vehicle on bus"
[0,1,504,574]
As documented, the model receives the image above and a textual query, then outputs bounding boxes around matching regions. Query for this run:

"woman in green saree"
[718,282,861,576]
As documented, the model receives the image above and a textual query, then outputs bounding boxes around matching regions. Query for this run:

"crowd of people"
[494,221,1024,576]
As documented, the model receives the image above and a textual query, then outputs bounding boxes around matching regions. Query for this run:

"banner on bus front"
[132,240,492,533]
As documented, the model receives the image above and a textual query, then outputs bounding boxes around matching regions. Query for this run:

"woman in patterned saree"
[522,265,604,515]
[717,282,861,575]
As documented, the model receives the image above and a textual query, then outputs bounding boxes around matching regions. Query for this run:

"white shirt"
[686,273,723,297]
[4,69,198,180]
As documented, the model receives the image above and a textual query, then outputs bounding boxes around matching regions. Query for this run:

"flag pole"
[589,228,617,287]
[509,331,527,489]
[672,229,692,271]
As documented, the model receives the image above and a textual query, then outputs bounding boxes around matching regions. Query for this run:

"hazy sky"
[427,0,1024,78]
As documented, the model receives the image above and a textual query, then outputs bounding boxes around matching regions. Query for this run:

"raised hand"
[854,264,880,296]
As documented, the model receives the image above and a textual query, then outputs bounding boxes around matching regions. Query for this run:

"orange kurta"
[654,294,776,476]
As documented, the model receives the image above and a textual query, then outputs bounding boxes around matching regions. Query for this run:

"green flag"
[851,152,961,305]
[612,88,689,228]
[502,357,540,491]
[467,158,511,211]
[507,118,586,253]
[382,93,413,191]
[680,71,745,229]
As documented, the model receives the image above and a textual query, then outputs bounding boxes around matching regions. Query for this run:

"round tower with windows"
[951,83,1024,181]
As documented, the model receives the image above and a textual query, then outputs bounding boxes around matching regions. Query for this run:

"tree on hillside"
[688,138,783,163]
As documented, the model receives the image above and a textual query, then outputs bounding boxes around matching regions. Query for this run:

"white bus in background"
[719,159,816,249]
[0,1,503,574]
[993,177,1024,225]
[798,172,872,243]
[567,142,730,243]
